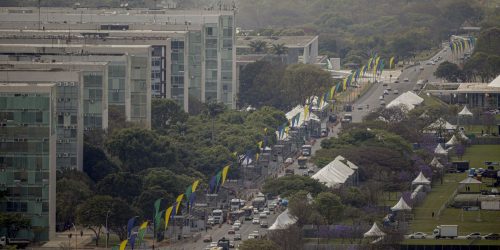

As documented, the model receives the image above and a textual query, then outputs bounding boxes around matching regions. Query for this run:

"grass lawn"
[453,144,500,170]
[410,172,500,235]
[419,93,447,107]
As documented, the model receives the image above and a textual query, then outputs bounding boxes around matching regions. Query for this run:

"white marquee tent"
[363,222,386,237]
[424,118,456,133]
[391,197,412,211]
[458,106,473,116]
[386,91,424,111]
[487,74,500,88]
[445,135,459,147]
[434,144,448,155]
[459,177,482,184]
[412,172,431,185]
[312,155,356,188]
[269,209,297,230]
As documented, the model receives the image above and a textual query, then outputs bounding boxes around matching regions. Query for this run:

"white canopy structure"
[434,144,448,155]
[386,91,424,111]
[424,118,456,133]
[391,197,412,211]
[363,222,386,237]
[488,74,500,87]
[458,106,473,116]
[445,135,459,147]
[458,130,469,141]
[412,172,431,185]
[460,177,482,184]
[269,209,297,230]
[430,157,440,167]
[312,155,357,188]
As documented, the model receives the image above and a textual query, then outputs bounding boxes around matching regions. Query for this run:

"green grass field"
[403,239,500,245]
[452,144,500,170]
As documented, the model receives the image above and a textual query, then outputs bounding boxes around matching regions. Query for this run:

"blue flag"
[127,217,137,238]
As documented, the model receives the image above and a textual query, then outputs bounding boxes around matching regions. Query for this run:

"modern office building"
[0,7,237,111]
[0,67,84,171]
[0,44,153,129]
[0,83,57,241]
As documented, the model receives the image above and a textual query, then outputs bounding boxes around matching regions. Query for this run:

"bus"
[230,198,245,211]
[301,145,312,156]
[242,205,254,220]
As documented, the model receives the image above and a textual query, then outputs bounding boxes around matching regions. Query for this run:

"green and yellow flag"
[175,194,184,214]
[221,165,230,185]
[119,239,128,250]
[191,180,200,193]
[164,206,173,230]
[137,221,148,243]
[389,56,395,69]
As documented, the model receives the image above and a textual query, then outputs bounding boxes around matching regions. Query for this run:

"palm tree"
[271,43,288,63]
[248,40,268,53]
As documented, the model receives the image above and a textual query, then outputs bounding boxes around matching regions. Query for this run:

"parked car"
[252,218,260,224]
[260,220,269,228]
[404,77,409,82]
[203,235,212,242]
[248,233,259,239]
[228,229,235,234]
[483,233,499,240]
[466,232,482,239]
[409,232,427,239]
[394,89,399,94]
[382,82,388,86]
[302,170,308,176]
[233,234,242,241]
[380,100,386,106]
[263,208,270,215]
[259,212,267,219]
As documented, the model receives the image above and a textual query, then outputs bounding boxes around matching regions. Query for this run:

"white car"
[379,95,384,100]
[252,218,260,224]
[409,232,427,239]
[404,77,409,82]
[253,208,259,214]
[210,242,218,247]
[263,208,270,215]
[234,221,241,227]
[248,233,259,239]
[393,90,399,95]
[259,212,267,219]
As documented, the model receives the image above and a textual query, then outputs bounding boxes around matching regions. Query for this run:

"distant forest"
[2,0,499,62]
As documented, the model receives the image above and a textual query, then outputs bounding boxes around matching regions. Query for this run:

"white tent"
[269,209,297,230]
[391,197,412,211]
[458,106,473,116]
[487,74,500,87]
[312,155,355,188]
[412,172,431,185]
[425,118,456,133]
[337,155,359,170]
[363,222,386,237]
[459,177,482,184]
[434,144,448,155]
[445,135,459,147]
[386,91,424,111]
[430,157,441,167]
[458,130,469,141]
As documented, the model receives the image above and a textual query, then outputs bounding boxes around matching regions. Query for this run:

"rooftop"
[236,36,317,48]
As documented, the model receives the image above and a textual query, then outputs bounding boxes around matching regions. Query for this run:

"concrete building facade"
[0,83,57,241]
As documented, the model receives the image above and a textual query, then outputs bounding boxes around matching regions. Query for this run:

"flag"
[373,56,380,75]
[378,59,385,75]
[129,234,137,250]
[137,221,148,244]
[164,206,173,230]
[221,165,230,185]
[354,69,360,81]
[189,192,196,207]
[257,141,263,149]
[256,153,260,161]
[304,104,309,119]
[119,239,128,250]
[362,64,368,76]
[112,246,119,250]
[291,117,295,128]
[264,127,268,133]
[319,95,324,108]
[208,175,217,193]
[215,171,222,191]
[153,198,162,219]
[175,194,184,214]
[185,185,193,201]
[389,56,395,69]
[154,210,163,231]
[367,57,373,70]
[342,77,348,91]
[330,85,335,100]
[191,180,200,193]
[127,217,137,238]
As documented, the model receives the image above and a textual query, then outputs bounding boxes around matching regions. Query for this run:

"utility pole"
[38,0,41,30]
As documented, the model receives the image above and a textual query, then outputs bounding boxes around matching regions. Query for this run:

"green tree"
[96,172,142,203]
[202,102,226,143]
[281,64,332,109]
[248,40,268,53]
[239,239,279,250]
[262,175,327,198]
[56,178,93,227]
[133,188,174,219]
[434,61,463,82]
[314,192,344,224]
[105,128,178,172]
[0,213,30,238]
[288,191,315,226]
[83,143,118,182]
[151,99,188,132]
[76,195,137,243]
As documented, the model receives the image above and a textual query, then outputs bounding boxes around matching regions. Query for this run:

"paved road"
[351,47,455,123]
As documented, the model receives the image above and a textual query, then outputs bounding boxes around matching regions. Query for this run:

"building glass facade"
[171,39,185,107]
[188,31,202,111]
[55,82,80,170]
[205,24,218,102]
[220,15,234,106]
[129,56,150,126]
[0,86,56,241]
[83,71,105,130]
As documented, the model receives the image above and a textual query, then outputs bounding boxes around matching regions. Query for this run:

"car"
[357,105,363,110]
[419,66,424,70]
[248,233,259,239]
[234,221,241,227]
[228,229,235,234]
[485,109,500,115]
[431,61,436,65]
[394,79,399,83]
[252,218,260,224]
[393,90,399,94]
[386,86,391,91]
[483,233,499,240]
[382,82,388,86]
[308,168,315,174]
[383,90,389,95]
[466,232,482,239]
[302,170,308,176]
[404,77,409,82]
[233,234,242,241]
[409,232,427,239]
[210,242,218,247]
[426,61,432,65]
[259,212,267,219]
[379,95,384,100]
[260,220,269,228]
[203,235,213,242]
[253,208,259,214]
[285,158,294,164]
[380,100,386,106]
[232,225,240,231]
[229,242,235,248]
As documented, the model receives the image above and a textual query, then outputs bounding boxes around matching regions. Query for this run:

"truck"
[433,225,458,239]
[301,145,312,156]
[297,156,308,169]
[0,236,30,248]
[252,197,267,209]
[230,198,245,211]
[212,209,225,224]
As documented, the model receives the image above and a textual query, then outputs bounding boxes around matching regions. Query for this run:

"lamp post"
[71,223,77,250]
[105,210,111,249]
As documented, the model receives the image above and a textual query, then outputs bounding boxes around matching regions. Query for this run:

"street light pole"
[105,210,111,249]
[72,223,77,250]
